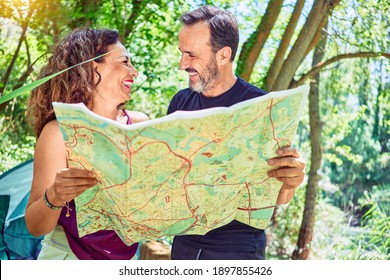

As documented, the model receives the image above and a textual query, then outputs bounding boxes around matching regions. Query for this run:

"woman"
[25,28,149,259]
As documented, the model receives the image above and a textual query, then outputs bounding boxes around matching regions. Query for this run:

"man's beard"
[189,55,220,93]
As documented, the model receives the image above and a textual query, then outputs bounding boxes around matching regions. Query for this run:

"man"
[167,5,306,260]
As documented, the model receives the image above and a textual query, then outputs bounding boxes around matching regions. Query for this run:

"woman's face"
[94,41,138,106]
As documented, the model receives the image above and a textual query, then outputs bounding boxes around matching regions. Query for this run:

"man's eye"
[122,60,129,64]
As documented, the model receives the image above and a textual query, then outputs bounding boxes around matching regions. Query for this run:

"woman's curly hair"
[27,28,120,137]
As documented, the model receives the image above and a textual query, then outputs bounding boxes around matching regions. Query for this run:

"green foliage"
[0,92,35,175]
[318,0,390,209]
[266,186,355,260]
[122,1,189,118]
[267,185,390,260]
[354,185,390,259]
[266,186,305,259]
[325,185,390,260]
[0,134,35,174]
[320,59,390,209]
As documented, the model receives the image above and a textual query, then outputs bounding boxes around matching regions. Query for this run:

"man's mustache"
[185,68,198,73]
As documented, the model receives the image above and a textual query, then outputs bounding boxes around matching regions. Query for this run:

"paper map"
[53,85,309,245]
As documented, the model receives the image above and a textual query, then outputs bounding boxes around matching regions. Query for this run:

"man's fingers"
[268,166,305,188]
[273,176,303,187]
[276,146,301,158]
[268,167,304,178]
[268,156,306,168]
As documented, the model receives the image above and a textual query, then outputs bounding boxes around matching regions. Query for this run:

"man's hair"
[181,5,239,62]
[27,28,120,137]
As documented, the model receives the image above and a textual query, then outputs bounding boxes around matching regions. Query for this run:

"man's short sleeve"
[167,92,181,115]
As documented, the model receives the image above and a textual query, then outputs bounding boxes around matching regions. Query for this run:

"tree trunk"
[372,63,385,151]
[0,18,30,95]
[0,43,45,113]
[292,20,328,260]
[302,16,328,60]
[236,0,283,81]
[272,0,340,90]
[266,0,306,91]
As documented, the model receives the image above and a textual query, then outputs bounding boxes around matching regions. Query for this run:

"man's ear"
[217,46,232,65]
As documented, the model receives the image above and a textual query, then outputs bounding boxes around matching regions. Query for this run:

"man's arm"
[267,146,306,204]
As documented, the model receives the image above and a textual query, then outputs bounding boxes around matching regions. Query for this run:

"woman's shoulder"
[40,119,61,134]
[35,119,67,162]
[38,120,63,144]
[125,110,150,124]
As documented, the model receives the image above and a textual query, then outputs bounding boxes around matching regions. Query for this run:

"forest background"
[0,0,388,260]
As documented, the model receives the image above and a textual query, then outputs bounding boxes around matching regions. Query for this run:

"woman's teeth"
[124,81,133,88]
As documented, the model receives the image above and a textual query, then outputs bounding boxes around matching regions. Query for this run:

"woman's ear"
[217,46,232,66]
[92,61,101,83]
[92,60,99,69]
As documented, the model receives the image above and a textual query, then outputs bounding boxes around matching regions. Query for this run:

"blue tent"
[0,160,43,259]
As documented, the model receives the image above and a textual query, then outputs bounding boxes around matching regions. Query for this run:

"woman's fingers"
[58,168,95,178]
[50,168,98,202]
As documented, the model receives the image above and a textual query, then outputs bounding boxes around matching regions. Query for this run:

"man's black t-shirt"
[167,77,268,253]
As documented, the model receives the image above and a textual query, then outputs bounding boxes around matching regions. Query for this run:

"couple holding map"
[25,5,308,260]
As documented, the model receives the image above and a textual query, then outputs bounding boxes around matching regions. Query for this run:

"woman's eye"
[122,60,129,65]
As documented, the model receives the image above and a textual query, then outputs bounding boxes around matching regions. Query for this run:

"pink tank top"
[58,110,137,259]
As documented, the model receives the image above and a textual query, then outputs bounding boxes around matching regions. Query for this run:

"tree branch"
[236,0,284,81]
[266,0,306,91]
[0,53,46,113]
[0,19,29,95]
[294,52,390,87]
[272,0,341,90]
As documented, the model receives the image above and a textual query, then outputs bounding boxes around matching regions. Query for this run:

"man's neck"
[202,73,237,98]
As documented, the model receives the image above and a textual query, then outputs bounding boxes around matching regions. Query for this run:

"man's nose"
[179,55,189,70]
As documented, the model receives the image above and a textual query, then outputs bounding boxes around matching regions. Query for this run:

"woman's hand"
[45,168,98,206]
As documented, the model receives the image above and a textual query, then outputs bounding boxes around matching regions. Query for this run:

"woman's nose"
[129,65,138,78]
